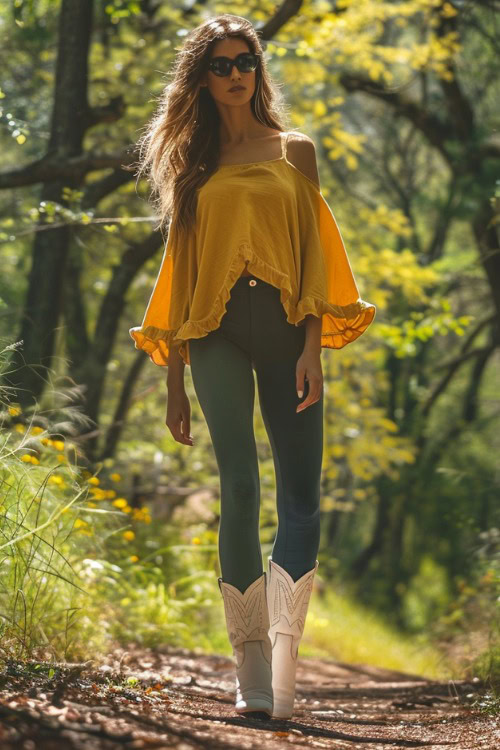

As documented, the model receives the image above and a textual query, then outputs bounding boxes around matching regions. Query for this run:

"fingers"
[181,414,194,446]
[296,377,323,413]
[166,412,194,446]
[296,368,305,399]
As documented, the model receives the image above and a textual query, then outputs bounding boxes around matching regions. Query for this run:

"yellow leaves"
[331,444,346,458]
[377,301,472,357]
[359,205,412,237]
[357,245,438,309]
[409,32,461,78]
[345,154,358,170]
[441,2,458,18]
[367,59,386,81]
[313,100,327,118]
[380,418,398,433]
[320,117,366,169]
[266,42,288,57]
[272,0,461,88]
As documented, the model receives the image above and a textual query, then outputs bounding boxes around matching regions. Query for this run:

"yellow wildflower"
[14,423,25,433]
[53,440,65,451]
[9,406,21,416]
[191,537,201,545]
[57,454,66,462]
[74,518,88,528]
[30,426,44,435]
[21,454,33,462]
[130,555,139,563]
[110,473,121,482]
[88,477,100,486]
[112,498,128,509]
[123,530,135,541]
[106,489,117,499]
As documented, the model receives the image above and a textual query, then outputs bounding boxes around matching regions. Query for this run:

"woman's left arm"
[296,314,323,413]
[286,134,324,413]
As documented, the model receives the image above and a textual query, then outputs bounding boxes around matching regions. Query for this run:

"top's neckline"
[217,131,287,168]
[217,155,285,169]
[211,130,322,193]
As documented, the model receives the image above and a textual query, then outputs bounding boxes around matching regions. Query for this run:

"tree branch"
[0,148,137,189]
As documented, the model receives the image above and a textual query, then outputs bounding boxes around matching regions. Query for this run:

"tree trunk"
[10,0,93,405]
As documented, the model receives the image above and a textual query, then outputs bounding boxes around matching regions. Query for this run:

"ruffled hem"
[129,248,376,367]
[294,295,376,348]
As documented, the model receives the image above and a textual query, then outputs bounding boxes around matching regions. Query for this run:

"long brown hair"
[133,14,289,241]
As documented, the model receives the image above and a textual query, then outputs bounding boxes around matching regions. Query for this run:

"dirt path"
[0,644,497,749]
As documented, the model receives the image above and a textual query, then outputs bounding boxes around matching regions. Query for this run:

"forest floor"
[0,643,497,750]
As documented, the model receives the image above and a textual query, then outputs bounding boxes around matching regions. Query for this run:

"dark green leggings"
[189,275,323,594]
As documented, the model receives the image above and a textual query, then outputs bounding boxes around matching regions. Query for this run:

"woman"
[130,14,375,721]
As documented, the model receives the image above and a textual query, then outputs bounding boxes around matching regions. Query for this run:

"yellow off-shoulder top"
[129,131,376,367]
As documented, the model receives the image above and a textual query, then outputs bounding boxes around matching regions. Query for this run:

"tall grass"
[0,342,221,663]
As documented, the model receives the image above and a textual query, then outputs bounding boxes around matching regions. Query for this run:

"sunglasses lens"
[210,59,229,76]
[210,53,258,76]
[238,53,257,72]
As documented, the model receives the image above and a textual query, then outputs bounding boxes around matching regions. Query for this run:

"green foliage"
[0,0,498,686]
[0,343,222,661]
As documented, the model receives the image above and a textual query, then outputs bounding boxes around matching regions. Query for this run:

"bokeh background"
[0,0,498,697]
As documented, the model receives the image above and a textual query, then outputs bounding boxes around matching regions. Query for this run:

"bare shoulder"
[284,131,320,189]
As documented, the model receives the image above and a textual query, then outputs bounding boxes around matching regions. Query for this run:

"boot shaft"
[266,557,319,658]
[218,572,271,650]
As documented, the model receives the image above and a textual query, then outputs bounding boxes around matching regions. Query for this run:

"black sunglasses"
[208,52,259,77]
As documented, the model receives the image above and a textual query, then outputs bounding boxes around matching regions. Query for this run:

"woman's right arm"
[165,343,194,446]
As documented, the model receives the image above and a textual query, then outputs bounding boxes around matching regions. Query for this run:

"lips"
[228,86,245,92]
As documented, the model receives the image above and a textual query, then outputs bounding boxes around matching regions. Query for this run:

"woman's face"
[201,38,257,107]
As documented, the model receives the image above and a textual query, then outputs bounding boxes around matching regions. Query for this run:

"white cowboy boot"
[218,572,273,717]
[267,556,319,719]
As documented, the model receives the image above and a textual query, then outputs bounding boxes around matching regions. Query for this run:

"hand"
[296,349,323,413]
[166,385,194,446]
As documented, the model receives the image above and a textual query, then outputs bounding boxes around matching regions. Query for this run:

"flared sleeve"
[295,180,376,348]
[129,222,190,367]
